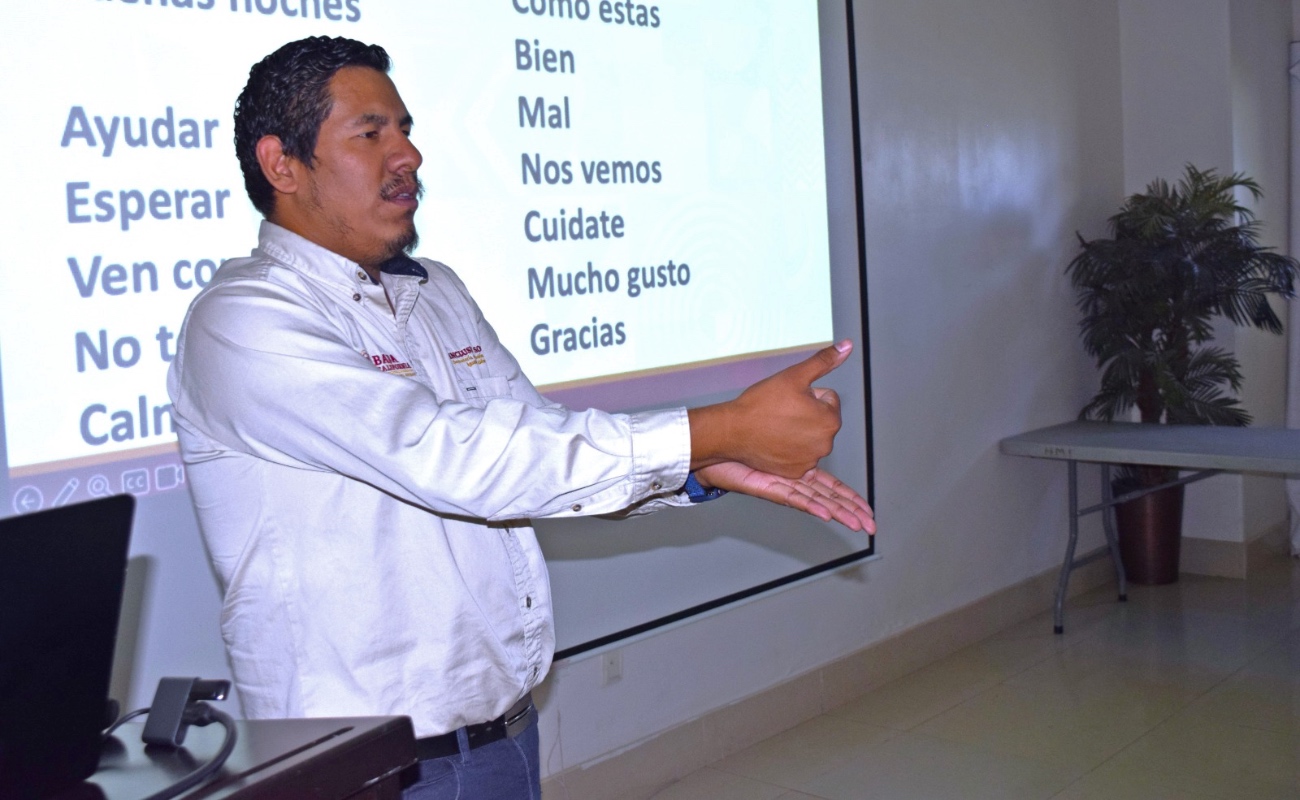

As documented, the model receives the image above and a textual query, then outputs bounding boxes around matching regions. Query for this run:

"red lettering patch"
[447,344,486,367]
[446,345,483,360]
[368,352,415,376]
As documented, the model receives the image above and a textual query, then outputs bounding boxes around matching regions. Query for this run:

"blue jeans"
[400,710,541,800]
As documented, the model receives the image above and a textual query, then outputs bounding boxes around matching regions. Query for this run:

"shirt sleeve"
[167,273,691,522]
[430,261,694,517]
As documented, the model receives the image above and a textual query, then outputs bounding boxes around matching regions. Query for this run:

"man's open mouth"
[382,175,423,207]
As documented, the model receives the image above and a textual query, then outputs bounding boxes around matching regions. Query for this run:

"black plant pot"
[1113,481,1184,585]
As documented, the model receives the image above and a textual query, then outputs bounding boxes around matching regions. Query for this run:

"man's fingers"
[801,469,876,532]
[786,340,852,386]
[806,469,874,513]
[810,488,869,531]
[811,387,841,411]
[777,483,834,523]
[793,489,863,531]
[738,470,849,527]
[703,461,875,533]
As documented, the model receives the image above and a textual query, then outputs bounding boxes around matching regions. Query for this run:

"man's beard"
[305,171,426,266]
[380,173,423,259]
[385,220,419,259]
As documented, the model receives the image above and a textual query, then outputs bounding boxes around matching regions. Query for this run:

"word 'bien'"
[516,39,576,73]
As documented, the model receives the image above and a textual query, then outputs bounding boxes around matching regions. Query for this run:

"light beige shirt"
[168,222,690,735]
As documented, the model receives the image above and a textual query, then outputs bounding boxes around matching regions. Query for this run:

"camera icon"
[156,464,185,491]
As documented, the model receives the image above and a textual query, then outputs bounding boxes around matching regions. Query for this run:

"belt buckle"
[503,695,533,739]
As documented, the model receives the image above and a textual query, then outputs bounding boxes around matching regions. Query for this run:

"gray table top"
[999,421,1300,475]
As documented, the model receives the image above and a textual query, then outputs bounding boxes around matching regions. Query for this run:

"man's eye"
[361,130,379,139]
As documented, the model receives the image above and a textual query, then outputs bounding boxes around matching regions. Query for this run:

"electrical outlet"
[601,649,622,685]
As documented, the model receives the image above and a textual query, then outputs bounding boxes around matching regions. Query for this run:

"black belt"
[414,693,534,761]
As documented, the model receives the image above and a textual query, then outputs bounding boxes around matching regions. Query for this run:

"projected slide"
[0,0,833,514]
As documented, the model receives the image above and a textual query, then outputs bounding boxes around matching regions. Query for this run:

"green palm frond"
[1066,164,1298,429]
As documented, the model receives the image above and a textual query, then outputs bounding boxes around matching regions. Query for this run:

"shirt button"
[352,292,361,302]
[571,503,582,512]
[356,270,367,281]
[651,482,662,491]
[525,596,532,608]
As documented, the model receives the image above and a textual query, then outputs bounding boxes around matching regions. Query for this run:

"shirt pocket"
[456,375,512,408]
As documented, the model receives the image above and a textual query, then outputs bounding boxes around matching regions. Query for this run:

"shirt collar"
[378,253,429,282]
[255,221,428,286]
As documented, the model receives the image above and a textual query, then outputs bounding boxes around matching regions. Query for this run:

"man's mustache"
[381,174,423,202]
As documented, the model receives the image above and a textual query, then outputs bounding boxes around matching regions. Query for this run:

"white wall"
[538,0,1295,775]
[1119,0,1234,194]
[1118,0,1292,545]
[538,0,1128,775]
[1231,0,1292,539]
[1289,2,1300,556]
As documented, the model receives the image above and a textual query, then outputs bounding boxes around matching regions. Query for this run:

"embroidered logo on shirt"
[371,352,417,378]
[448,345,485,367]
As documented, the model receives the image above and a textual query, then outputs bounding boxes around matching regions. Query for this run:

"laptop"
[0,494,135,799]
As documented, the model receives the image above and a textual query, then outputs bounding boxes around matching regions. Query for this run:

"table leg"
[1100,464,1127,602]
[1053,460,1080,634]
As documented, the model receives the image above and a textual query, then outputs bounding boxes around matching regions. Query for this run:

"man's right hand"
[694,462,876,533]
[688,340,852,479]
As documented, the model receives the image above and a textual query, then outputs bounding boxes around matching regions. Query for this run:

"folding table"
[998,420,1300,632]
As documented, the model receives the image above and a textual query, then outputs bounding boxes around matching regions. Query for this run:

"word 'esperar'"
[67,183,231,231]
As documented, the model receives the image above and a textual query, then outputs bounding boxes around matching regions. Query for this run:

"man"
[168,36,874,799]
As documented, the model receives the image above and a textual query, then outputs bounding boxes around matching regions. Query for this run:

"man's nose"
[392,135,422,172]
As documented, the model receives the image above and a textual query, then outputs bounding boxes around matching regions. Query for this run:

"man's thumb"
[789,340,852,385]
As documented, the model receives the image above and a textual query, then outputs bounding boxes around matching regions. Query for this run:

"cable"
[102,706,151,740]
[101,699,239,800]
[139,701,238,800]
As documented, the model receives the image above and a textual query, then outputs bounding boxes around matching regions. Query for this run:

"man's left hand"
[693,463,876,533]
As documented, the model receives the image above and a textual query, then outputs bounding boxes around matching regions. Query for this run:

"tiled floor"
[649,555,1300,800]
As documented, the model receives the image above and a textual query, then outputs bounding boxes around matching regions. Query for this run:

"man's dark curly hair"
[234,36,391,217]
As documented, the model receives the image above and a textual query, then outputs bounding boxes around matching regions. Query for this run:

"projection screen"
[0,0,872,659]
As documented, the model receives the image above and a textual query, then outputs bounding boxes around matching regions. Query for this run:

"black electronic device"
[141,677,231,747]
[0,494,135,799]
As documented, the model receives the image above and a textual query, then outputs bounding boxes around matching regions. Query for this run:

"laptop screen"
[0,494,135,799]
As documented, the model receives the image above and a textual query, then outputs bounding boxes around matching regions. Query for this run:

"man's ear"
[254,135,301,196]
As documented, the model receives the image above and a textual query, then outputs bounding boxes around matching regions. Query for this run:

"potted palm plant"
[1066,165,1299,583]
